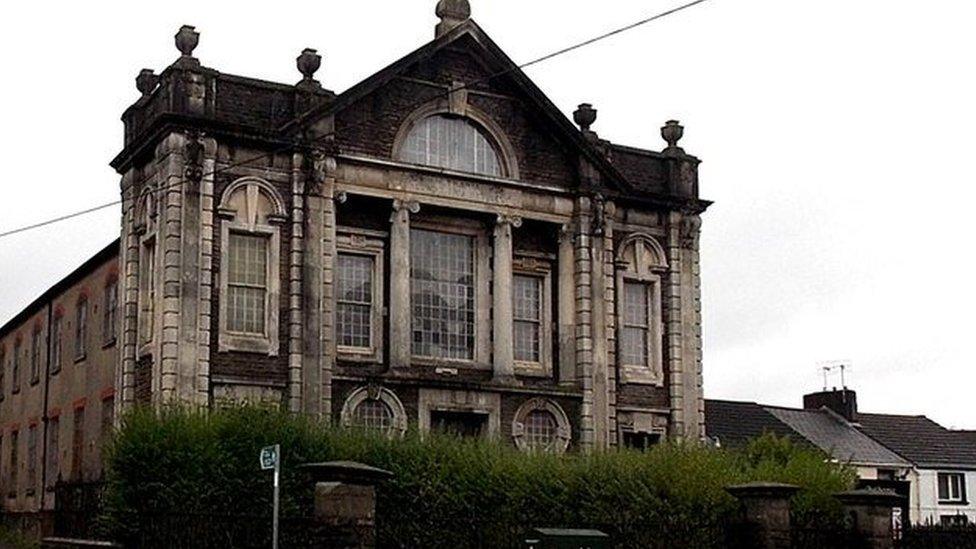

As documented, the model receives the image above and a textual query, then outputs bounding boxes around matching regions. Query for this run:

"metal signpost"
[260,444,281,549]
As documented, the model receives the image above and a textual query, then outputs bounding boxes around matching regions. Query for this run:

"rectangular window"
[27,425,36,493]
[140,242,156,344]
[47,418,59,488]
[75,300,88,360]
[621,282,651,367]
[30,329,42,384]
[941,515,969,526]
[71,408,85,482]
[101,398,114,445]
[0,349,5,400]
[513,274,543,363]
[12,341,21,393]
[226,232,269,334]
[938,472,967,503]
[51,316,62,374]
[104,280,118,345]
[9,431,18,497]
[337,254,375,349]
[410,229,475,361]
[623,431,661,452]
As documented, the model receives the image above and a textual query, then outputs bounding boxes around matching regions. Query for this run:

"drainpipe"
[39,301,53,514]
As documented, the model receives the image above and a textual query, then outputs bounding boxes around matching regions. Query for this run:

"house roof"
[704,399,810,448]
[856,413,976,469]
[0,239,120,339]
[766,407,909,467]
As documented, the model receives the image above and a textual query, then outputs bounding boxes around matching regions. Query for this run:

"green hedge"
[100,406,854,548]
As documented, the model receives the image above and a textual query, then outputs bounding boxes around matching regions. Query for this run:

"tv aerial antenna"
[818,360,852,390]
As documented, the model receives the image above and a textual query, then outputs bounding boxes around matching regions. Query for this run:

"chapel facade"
[0,0,709,522]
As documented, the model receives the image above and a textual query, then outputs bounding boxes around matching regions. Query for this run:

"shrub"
[100,406,854,548]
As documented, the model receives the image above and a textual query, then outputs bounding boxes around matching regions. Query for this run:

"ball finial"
[435,0,471,37]
[175,25,200,58]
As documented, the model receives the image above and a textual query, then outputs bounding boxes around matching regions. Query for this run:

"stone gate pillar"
[299,461,394,549]
[835,489,904,549]
[726,482,799,549]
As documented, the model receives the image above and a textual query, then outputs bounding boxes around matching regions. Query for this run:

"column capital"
[495,214,522,229]
[332,190,348,204]
[391,199,420,216]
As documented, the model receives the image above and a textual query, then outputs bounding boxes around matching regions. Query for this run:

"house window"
[104,278,118,346]
[75,297,89,360]
[513,275,542,363]
[410,229,476,361]
[226,232,269,334]
[621,281,651,367]
[623,431,661,452]
[400,115,502,177]
[523,410,558,451]
[47,417,59,488]
[938,472,967,503]
[27,425,36,494]
[51,315,63,374]
[352,400,393,432]
[941,514,969,526]
[615,234,667,385]
[431,410,488,438]
[71,408,85,482]
[337,254,375,348]
[140,240,156,345]
[9,430,18,497]
[217,177,283,355]
[0,347,5,400]
[30,328,42,385]
[12,340,21,393]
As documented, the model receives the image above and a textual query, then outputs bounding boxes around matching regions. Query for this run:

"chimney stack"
[803,389,858,422]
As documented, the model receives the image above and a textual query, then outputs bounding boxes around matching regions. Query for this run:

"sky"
[0,1,973,428]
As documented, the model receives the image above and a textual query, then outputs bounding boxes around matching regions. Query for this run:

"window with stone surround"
[9,430,18,497]
[51,313,63,374]
[71,407,84,482]
[336,230,385,362]
[938,472,967,503]
[511,398,571,453]
[140,239,156,346]
[512,257,553,375]
[103,277,118,346]
[75,297,89,361]
[30,327,42,385]
[0,347,5,400]
[12,339,21,393]
[27,425,36,494]
[400,115,502,177]
[339,386,408,437]
[410,228,477,361]
[218,177,284,356]
[47,417,59,488]
[615,233,667,385]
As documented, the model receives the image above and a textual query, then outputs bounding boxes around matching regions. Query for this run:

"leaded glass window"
[524,409,558,451]
[410,229,475,360]
[621,282,650,367]
[226,233,269,334]
[400,115,502,177]
[513,274,542,363]
[337,254,374,349]
[353,400,394,433]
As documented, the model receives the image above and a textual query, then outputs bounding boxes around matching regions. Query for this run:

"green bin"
[524,527,609,549]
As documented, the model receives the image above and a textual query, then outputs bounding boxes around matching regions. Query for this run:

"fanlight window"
[400,115,502,177]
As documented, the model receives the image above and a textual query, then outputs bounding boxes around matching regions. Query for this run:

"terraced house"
[0,0,709,526]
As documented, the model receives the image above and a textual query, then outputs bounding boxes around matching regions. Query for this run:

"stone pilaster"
[681,214,704,439]
[118,171,139,410]
[574,197,595,449]
[287,153,306,413]
[158,133,187,404]
[589,198,610,450]
[319,154,339,421]
[492,214,521,383]
[389,200,419,372]
[195,138,216,405]
[601,200,618,445]
[557,224,576,385]
[302,150,327,418]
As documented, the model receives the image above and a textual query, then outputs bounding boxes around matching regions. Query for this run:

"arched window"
[340,386,408,437]
[399,115,502,177]
[217,177,285,355]
[512,398,571,453]
[615,233,668,385]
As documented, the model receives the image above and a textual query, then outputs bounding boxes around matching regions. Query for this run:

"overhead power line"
[0,0,711,242]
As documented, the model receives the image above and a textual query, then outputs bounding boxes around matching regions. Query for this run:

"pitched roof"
[766,407,909,467]
[0,239,120,339]
[704,399,808,448]
[856,413,976,469]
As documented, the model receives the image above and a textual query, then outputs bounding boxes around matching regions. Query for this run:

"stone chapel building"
[0,0,709,521]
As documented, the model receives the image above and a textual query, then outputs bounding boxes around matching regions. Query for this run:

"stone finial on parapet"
[573,103,599,141]
[661,119,685,157]
[435,0,471,38]
[136,69,159,98]
[174,25,201,68]
[726,482,799,549]
[296,48,323,92]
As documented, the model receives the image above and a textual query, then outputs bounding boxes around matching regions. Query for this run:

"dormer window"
[399,115,502,177]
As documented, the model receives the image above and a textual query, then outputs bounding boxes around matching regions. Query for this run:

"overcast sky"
[1,1,973,428]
